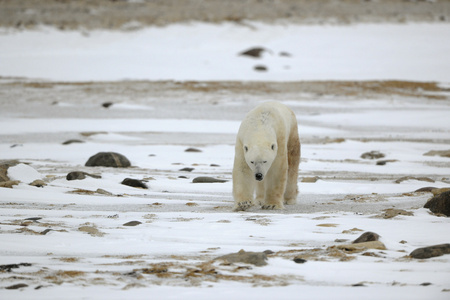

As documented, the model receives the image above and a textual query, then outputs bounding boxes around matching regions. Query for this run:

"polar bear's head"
[243,141,277,181]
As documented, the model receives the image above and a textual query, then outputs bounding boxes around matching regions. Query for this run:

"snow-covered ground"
[1,22,450,81]
[1,22,450,299]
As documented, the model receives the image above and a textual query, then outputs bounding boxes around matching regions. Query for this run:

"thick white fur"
[232,101,300,211]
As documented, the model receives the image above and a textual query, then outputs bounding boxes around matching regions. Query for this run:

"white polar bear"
[232,101,300,211]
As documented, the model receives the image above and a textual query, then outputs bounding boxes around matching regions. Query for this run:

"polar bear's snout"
[255,173,264,181]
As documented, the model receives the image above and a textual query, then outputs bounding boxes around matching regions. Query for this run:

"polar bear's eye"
[263,161,267,163]
[250,161,254,164]
[271,144,276,150]
[244,146,248,152]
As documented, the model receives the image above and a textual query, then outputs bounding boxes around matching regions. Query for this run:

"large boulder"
[85,152,131,168]
[424,190,450,216]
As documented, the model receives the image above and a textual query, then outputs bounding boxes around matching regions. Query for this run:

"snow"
[1,22,450,299]
[1,22,450,82]
[6,163,44,184]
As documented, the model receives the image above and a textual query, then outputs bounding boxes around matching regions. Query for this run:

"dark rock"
[66,171,101,181]
[239,47,266,58]
[352,282,366,287]
[123,221,142,226]
[0,263,32,272]
[353,232,380,244]
[376,159,397,165]
[102,102,114,108]
[279,51,292,57]
[179,167,194,172]
[85,152,131,168]
[62,139,84,145]
[5,283,28,289]
[185,147,202,152]
[215,249,267,266]
[121,178,148,189]
[361,151,385,159]
[293,257,307,264]
[192,176,227,183]
[424,190,450,216]
[410,244,450,259]
[254,65,268,72]
[25,217,42,221]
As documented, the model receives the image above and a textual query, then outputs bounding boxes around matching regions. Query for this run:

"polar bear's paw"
[261,203,284,210]
[233,201,253,211]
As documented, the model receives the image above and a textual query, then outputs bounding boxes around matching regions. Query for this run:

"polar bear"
[232,101,300,211]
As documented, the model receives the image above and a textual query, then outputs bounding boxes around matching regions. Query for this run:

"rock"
[0,180,20,188]
[121,178,148,189]
[66,171,101,181]
[361,151,385,159]
[0,263,32,272]
[123,221,142,226]
[185,147,202,152]
[215,249,268,266]
[395,176,434,184]
[239,47,267,58]
[29,179,46,187]
[85,152,131,168]
[376,159,397,165]
[353,232,380,244]
[0,160,19,181]
[192,176,227,183]
[424,190,450,216]
[415,186,438,193]
[410,244,450,259]
[293,257,307,264]
[337,241,387,252]
[96,188,114,196]
[379,208,414,219]
[423,150,450,158]
[431,188,450,196]
[62,139,84,145]
[279,51,292,57]
[301,176,319,183]
[254,65,267,72]
[78,226,105,237]
[179,167,194,172]
[102,102,114,108]
[5,283,28,290]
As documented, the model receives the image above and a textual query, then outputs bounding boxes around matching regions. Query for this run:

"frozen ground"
[1,21,450,299]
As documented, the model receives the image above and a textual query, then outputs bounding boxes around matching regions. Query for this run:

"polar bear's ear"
[271,144,276,151]
[244,146,249,152]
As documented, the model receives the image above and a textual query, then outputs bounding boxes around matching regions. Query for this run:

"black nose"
[255,173,263,181]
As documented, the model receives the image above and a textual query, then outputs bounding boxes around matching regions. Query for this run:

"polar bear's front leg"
[261,159,288,210]
[232,158,255,211]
